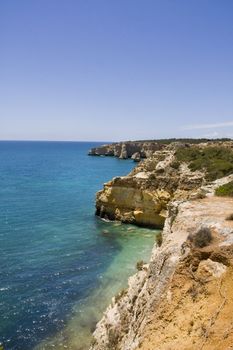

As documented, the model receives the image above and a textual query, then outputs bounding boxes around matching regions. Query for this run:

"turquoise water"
[0,141,157,350]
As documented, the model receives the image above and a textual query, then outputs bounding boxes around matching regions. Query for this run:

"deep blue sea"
[0,141,158,350]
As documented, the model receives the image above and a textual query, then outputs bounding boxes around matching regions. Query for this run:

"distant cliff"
[88,141,164,161]
[88,139,231,161]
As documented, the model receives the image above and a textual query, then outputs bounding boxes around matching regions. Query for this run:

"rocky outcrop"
[96,175,171,228]
[88,141,165,160]
[131,152,141,162]
[89,139,233,161]
[95,146,206,228]
[91,177,233,350]
[95,141,233,228]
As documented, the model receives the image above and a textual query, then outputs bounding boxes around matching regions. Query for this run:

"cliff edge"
[91,177,233,350]
[90,141,233,350]
[95,141,233,228]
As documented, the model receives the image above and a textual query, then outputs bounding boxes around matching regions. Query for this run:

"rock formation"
[88,141,165,159]
[91,175,233,350]
[131,152,141,162]
[88,139,232,160]
[90,140,233,350]
[95,141,233,228]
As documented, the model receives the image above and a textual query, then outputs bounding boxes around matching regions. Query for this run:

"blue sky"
[1,0,233,141]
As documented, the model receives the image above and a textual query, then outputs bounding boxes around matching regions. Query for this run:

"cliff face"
[95,176,171,228]
[95,142,233,228]
[91,176,233,350]
[89,139,232,161]
[95,145,206,228]
[88,141,164,160]
[90,141,233,350]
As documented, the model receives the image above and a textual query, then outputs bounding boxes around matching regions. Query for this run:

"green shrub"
[176,146,233,181]
[189,227,213,248]
[155,232,163,247]
[215,181,233,197]
[139,138,231,145]
[158,154,166,161]
[108,329,119,349]
[170,160,180,169]
[136,260,144,271]
[90,336,97,346]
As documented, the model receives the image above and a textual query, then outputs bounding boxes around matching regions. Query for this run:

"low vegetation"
[136,260,144,271]
[170,160,180,169]
[115,288,127,304]
[215,181,233,197]
[137,138,231,144]
[107,329,120,349]
[155,232,163,247]
[176,146,233,181]
[189,227,213,248]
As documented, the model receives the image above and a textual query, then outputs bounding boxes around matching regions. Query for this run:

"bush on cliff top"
[175,146,233,181]
[188,227,213,248]
[155,232,163,247]
[215,181,233,197]
[226,213,233,220]
[142,138,231,144]
[170,160,180,169]
[136,260,144,271]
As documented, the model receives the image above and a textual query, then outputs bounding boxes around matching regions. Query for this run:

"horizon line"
[0,137,232,143]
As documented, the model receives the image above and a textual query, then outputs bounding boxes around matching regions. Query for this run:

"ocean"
[0,141,159,350]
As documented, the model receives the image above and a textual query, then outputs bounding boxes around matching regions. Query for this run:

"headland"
[89,139,233,350]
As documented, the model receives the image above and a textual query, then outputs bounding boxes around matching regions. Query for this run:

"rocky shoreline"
[88,141,165,161]
[90,140,233,350]
[88,139,231,161]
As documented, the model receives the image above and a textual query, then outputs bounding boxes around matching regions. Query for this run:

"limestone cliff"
[95,142,233,228]
[91,140,233,350]
[88,139,232,161]
[88,141,164,160]
[95,143,218,228]
[91,175,233,350]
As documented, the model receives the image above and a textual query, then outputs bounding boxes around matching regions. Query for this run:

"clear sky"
[1,0,233,141]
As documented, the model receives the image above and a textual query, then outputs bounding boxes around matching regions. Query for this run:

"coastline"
[0,142,137,350]
[91,177,233,350]
[89,140,233,350]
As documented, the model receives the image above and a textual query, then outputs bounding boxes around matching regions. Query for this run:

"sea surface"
[0,141,159,350]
